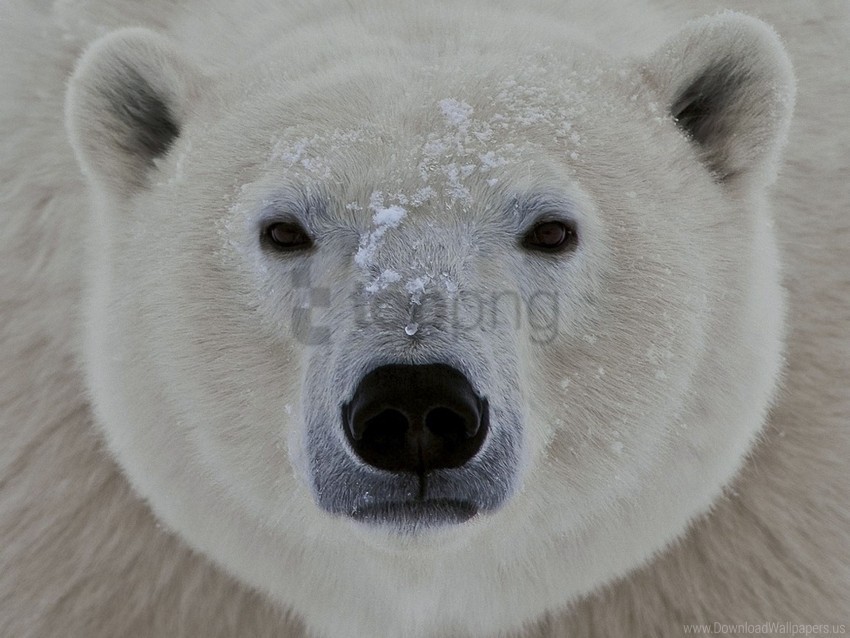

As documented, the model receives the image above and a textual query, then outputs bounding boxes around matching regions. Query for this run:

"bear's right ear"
[642,13,795,188]
[65,28,207,195]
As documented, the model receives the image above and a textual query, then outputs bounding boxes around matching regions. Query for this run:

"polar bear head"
[66,11,794,636]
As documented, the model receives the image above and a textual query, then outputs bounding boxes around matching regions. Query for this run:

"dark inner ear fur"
[670,57,752,182]
[103,65,180,164]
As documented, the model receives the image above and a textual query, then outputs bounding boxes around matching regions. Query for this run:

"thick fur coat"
[0,1,847,637]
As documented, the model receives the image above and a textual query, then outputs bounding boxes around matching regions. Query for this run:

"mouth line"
[347,498,478,528]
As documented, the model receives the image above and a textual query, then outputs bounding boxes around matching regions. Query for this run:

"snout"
[304,356,520,531]
[342,363,489,475]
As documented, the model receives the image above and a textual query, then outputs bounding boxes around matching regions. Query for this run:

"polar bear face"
[66,13,795,634]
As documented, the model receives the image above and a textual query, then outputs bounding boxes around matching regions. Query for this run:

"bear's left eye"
[264,222,313,251]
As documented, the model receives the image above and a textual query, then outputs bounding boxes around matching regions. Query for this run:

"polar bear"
[1,0,848,636]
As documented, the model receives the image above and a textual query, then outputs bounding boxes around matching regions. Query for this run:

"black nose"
[342,364,489,474]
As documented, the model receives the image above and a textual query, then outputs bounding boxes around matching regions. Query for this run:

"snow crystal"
[439,98,474,128]
[354,193,408,269]
[411,186,435,206]
[372,205,406,227]
[478,151,508,170]
[365,269,402,294]
[405,276,430,305]
[274,137,309,166]
[268,128,363,180]
[441,163,471,201]
[269,136,334,178]
[423,138,450,159]
[440,273,458,295]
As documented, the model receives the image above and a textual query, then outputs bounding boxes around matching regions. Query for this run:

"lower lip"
[348,498,478,528]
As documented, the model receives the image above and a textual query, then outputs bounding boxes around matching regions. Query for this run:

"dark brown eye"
[523,220,577,252]
[265,222,313,251]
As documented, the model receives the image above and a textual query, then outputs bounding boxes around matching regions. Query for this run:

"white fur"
[1,1,848,636]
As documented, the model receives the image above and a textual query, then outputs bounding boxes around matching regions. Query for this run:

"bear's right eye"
[522,220,578,253]
[263,222,313,251]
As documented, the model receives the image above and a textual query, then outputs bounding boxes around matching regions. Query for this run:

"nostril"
[425,407,472,443]
[352,407,415,473]
[359,408,408,443]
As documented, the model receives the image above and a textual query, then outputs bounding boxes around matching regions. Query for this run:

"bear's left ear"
[65,28,208,195]
[643,13,796,187]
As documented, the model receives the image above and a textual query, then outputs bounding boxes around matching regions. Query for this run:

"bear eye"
[264,222,313,251]
[522,220,577,252]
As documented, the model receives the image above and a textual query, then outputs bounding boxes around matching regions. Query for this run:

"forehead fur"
[204,51,658,221]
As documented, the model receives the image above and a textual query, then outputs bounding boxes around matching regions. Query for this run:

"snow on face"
[364,269,402,294]
[404,275,430,305]
[354,191,408,269]
[268,129,365,180]
[438,97,474,128]
[411,66,601,208]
